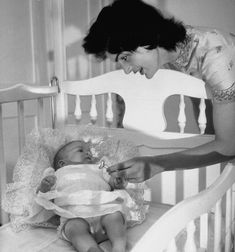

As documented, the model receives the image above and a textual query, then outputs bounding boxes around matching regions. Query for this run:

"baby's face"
[64,141,94,164]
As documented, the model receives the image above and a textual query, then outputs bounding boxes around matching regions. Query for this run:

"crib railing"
[73,93,116,127]
[72,93,209,133]
[0,83,58,225]
[131,162,235,252]
[56,77,209,133]
[57,70,211,133]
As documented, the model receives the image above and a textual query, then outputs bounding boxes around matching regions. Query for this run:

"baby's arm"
[99,158,127,190]
[36,175,56,193]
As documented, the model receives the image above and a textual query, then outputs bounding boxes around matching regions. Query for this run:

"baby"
[36,140,135,252]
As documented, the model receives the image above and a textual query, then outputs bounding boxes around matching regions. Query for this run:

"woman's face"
[107,47,162,79]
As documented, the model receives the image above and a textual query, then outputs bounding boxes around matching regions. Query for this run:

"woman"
[82,0,235,183]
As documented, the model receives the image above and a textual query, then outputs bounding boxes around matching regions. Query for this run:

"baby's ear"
[58,160,66,168]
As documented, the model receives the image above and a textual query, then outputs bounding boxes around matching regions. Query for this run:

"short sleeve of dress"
[202,45,235,103]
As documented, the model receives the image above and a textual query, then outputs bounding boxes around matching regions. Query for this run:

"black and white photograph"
[0,0,235,251]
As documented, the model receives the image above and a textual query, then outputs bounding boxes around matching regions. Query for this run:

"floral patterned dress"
[167,25,235,104]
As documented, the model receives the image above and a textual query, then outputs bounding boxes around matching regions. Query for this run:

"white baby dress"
[35,165,141,225]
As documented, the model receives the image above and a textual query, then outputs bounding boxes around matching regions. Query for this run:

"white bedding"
[0,203,171,252]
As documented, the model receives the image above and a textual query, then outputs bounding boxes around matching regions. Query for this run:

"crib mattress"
[0,203,172,252]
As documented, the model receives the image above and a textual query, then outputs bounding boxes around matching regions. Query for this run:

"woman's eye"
[121,55,128,61]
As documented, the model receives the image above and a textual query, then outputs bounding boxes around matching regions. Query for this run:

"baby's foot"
[112,245,126,252]
[87,247,103,252]
[37,175,56,193]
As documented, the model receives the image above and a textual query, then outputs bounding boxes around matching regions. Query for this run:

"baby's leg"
[101,212,127,252]
[64,218,103,252]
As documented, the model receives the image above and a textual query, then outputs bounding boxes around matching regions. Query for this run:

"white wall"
[0,0,50,86]
[165,0,235,33]
[0,0,52,181]
[145,0,235,34]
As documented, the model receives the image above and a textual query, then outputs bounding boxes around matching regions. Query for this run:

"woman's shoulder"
[186,25,235,49]
[173,26,235,103]
[188,26,235,103]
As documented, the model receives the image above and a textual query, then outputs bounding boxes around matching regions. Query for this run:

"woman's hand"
[107,156,164,183]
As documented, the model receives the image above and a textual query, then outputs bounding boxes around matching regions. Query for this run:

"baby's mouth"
[84,155,92,163]
[86,156,99,164]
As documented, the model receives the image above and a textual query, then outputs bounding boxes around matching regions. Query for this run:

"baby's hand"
[37,175,56,193]
[109,176,128,190]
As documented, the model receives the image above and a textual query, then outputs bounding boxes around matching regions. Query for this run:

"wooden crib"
[0,69,235,252]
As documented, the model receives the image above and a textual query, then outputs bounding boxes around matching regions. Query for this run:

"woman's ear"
[136,46,151,54]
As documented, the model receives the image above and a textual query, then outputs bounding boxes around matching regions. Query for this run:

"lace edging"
[212,82,235,103]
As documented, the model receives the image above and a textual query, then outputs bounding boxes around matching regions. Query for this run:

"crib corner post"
[54,90,68,129]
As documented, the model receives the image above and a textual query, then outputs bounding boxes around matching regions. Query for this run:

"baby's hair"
[53,142,69,170]
[53,140,83,170]
[83,0,187,60]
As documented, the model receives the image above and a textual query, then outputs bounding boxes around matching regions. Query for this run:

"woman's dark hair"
[82,0,187,60]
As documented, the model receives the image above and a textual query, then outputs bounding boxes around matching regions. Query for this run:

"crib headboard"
[57,69,212,135]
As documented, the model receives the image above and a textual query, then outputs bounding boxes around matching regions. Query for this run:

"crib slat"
[232,184,235,251]
[184,169,199,199]
[106,93,113,125]
[0,104,9,224]
[90,95,97,123]
[214,198,222,252]
[166,239,177,252]
[200,213,208,249]
[17,101,25,154]
[198,98,207,134]
[50,95,56,129]
[178,95,186,133]
[184,220,197,252]
[74,95,82,120]
[37,98,44,128]
[225,188,232,252]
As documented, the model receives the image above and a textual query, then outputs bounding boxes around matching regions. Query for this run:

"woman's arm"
[160,101,235,169]
[108,102,235,183]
